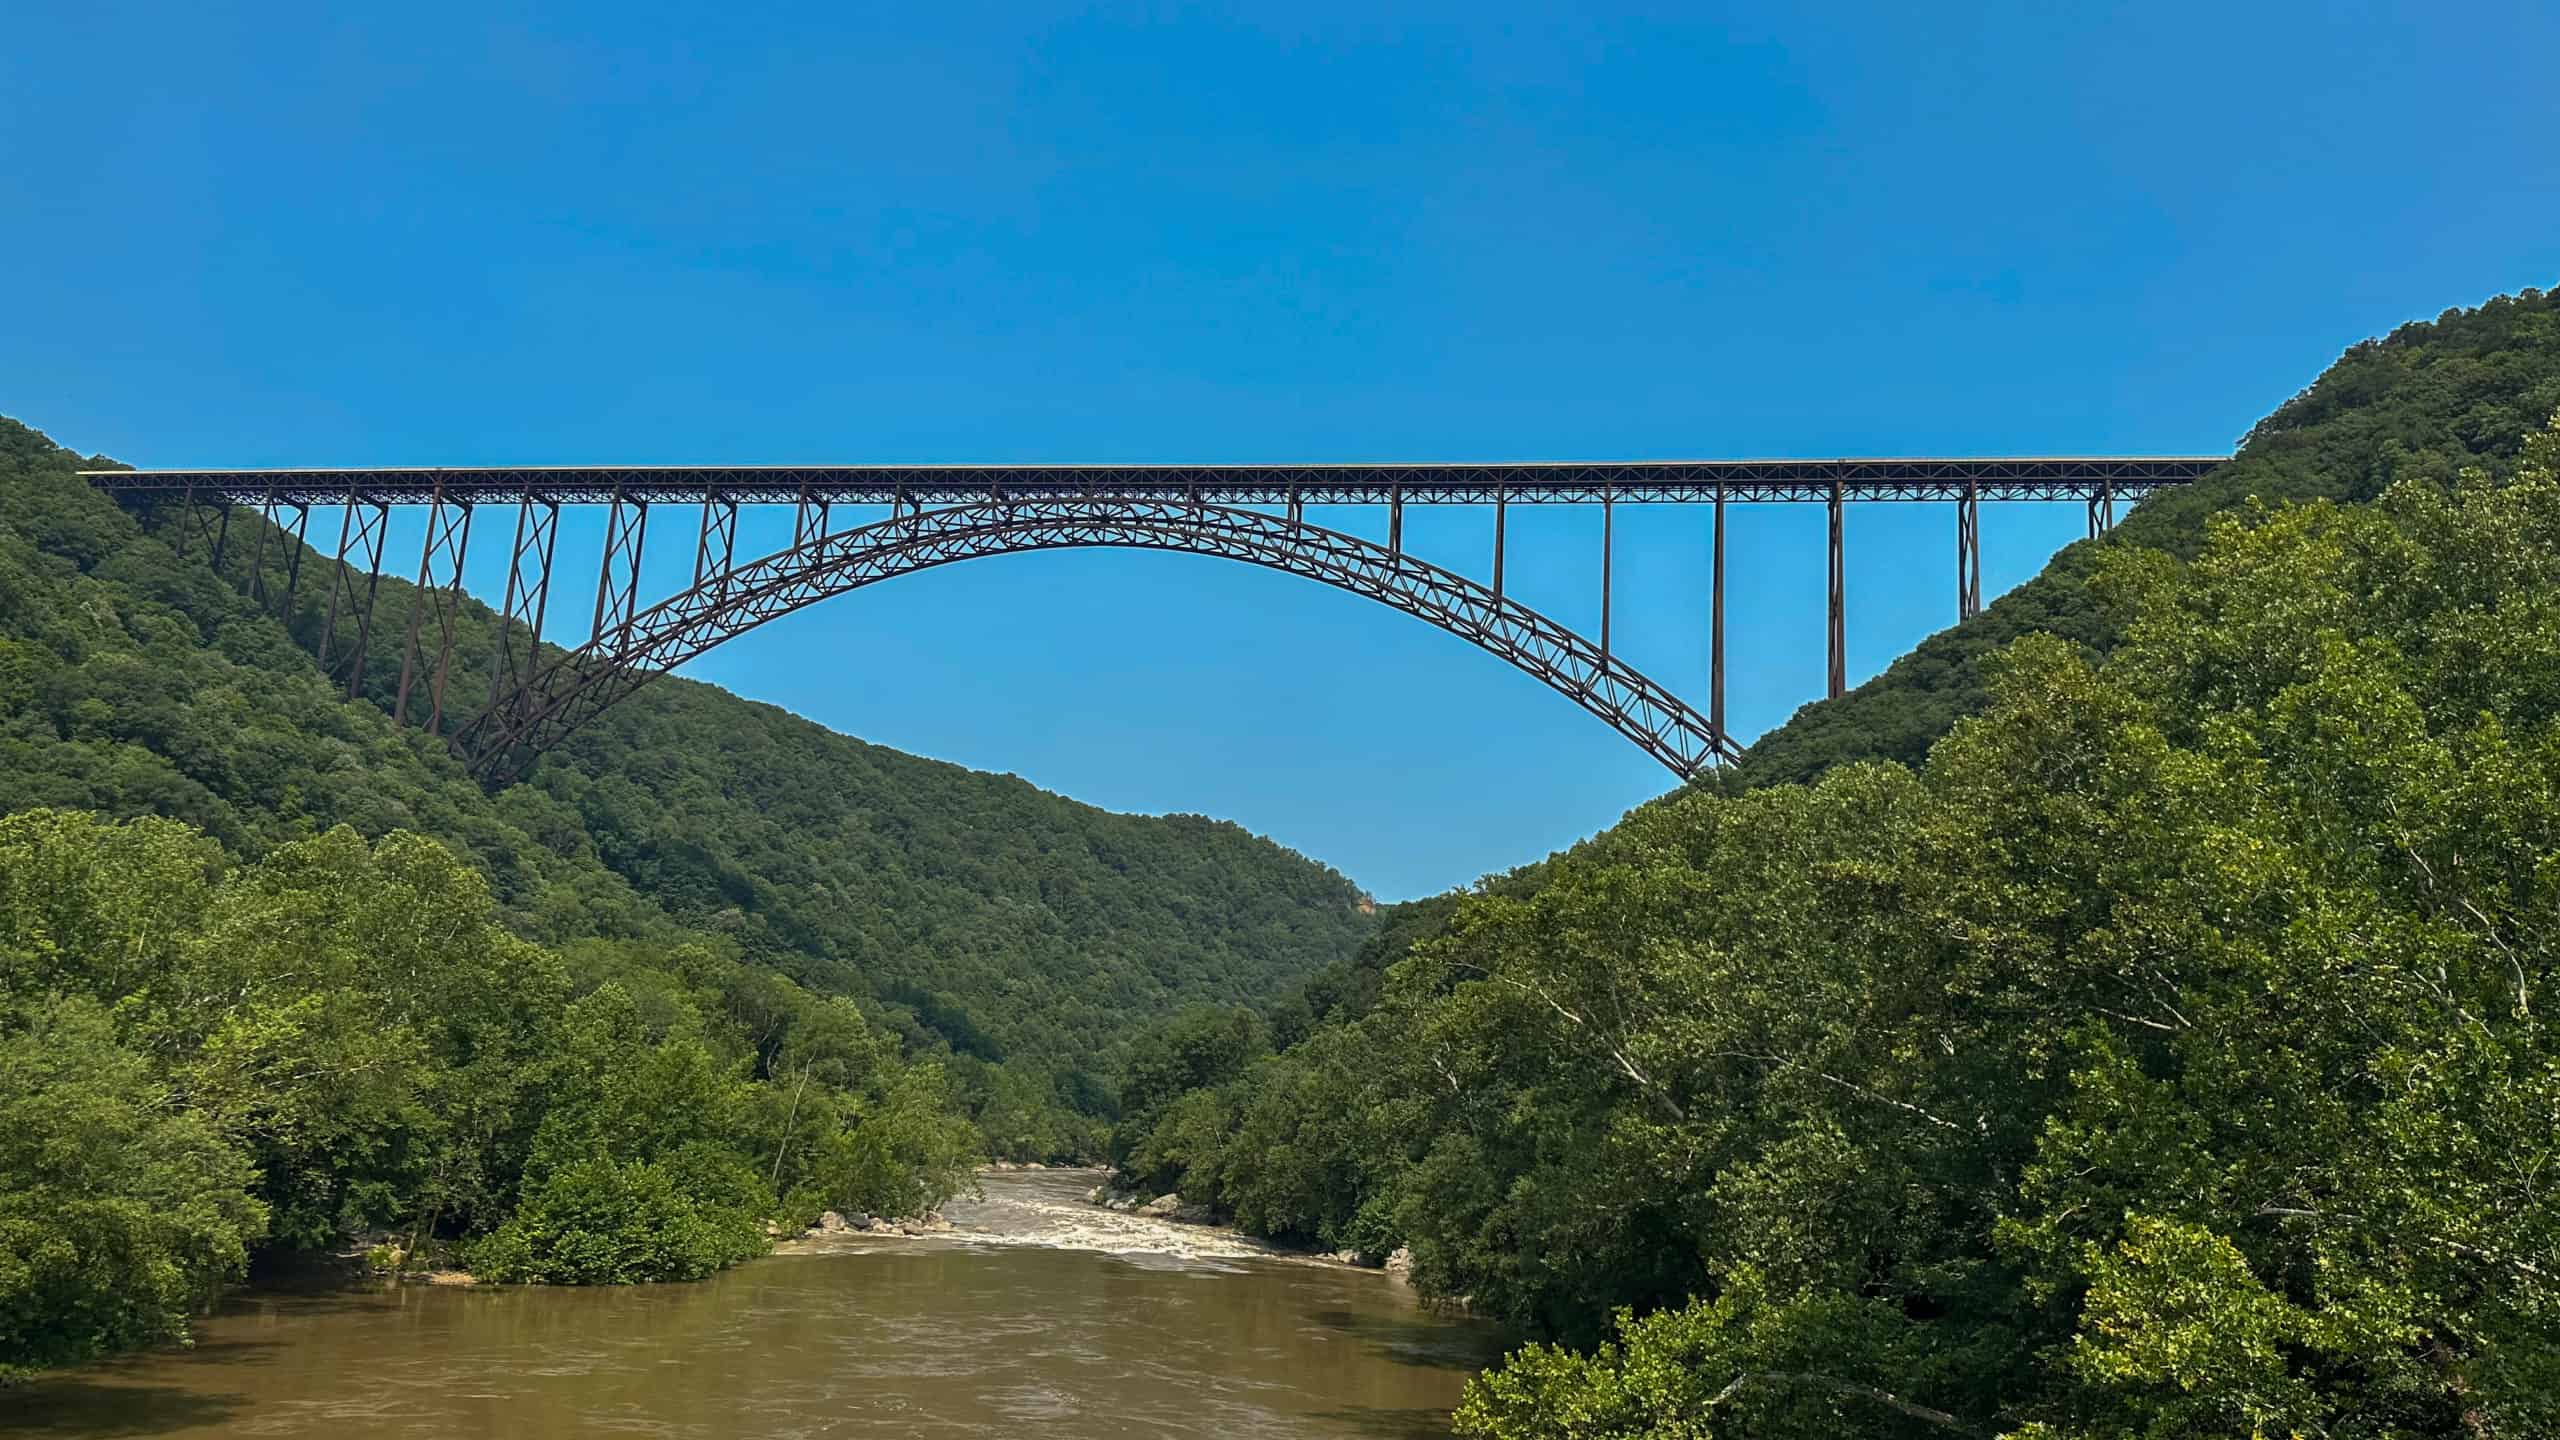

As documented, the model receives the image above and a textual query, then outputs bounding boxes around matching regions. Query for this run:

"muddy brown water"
[3,1170,1510,1438]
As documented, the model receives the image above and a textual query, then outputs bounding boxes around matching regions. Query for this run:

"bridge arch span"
[458,498,1738,783]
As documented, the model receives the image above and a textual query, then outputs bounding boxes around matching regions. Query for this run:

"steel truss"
[456,499,1742,784]
[83,455,2226,507]
[1955,481,1984,621]
[242,485,309,611]
[485,488,561,734]
[394,484,474,732]
[318,487,392,696]
[591,489,649,645]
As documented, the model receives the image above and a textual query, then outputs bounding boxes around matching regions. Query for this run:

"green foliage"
[1740,286,2560,787]
[1128,314,2560,1437]
[1109,1004,1268,1188]
[0,393,1375,1372]
[465,1155,768,1285]
[0,810,981,1376]
[0,412,1373,1155]
[0,997,264,1383]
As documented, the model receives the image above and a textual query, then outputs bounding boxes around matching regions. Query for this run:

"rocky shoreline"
[1076,1175,1413,1275]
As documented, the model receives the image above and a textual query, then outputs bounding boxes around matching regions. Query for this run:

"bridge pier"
[2086,482,2116,539]
[242,480,309,612]
[1826,473,1846,699]
[1710,483,1726,745]
[695,490,739,590]
[1600,483,1613,660]
[793,482,829,548]
[1492,487,1506,601]
[394,479,474,731]
[1956,482,1983,621]
[593,489,649,647]
[318,483,391,698]
[487,486,561,730]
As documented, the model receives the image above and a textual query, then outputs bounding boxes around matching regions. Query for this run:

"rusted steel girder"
[454,499,1741,785]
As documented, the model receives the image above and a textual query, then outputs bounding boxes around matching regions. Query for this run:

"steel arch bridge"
[84,455,2226,783]
[457,498,1734,783]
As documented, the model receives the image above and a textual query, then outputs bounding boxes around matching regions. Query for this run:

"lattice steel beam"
[318,487,392,695]
[161,480,232,566]
[792,482,829,549]
[485,486,561,733]
[455,500,1743,785]
[241,483,309,610]
[695,490,739,589]
[394,484,473,732]
[591,491,649,646]
[81,455,2228,507]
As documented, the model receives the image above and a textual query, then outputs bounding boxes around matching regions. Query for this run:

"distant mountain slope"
[1739,287,2560,786]
[0,417,1374,1155]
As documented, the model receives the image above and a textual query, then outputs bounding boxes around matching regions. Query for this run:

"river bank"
[7,1169,1505,1439]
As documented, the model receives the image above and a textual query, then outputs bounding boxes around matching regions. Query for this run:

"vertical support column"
[172,481,197,557]
[1388,486,1403,561]
[695,488,738,590]
[176,482,229,563]
[1711,481,1726,745]
[241,487,307,610]
[591,489,649,646]
[1956,480,1983,621]
[279,504,310,605]
[793,482,829,549]
[244,481,280,605]
[394,480,474,733]
[2086,481,2116,540]
[210,503,233,571]
[1600,482,1614,660]
[318,483,391,696]
[1492,486,1507,603]
[1287,486,1303,531]
[1827,470,1846,700]
[486,485,561,724]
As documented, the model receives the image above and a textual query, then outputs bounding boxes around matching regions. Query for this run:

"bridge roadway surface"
[81,456,2226,506]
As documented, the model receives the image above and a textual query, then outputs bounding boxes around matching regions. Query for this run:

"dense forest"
[1112,289,2560,1436]
[0,411,1375,1379]
[0,415,1374,1162]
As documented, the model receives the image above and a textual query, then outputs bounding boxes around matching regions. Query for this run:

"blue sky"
[4,2,2554,897]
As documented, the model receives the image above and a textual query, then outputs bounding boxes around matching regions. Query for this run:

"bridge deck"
[82,456,2225,506]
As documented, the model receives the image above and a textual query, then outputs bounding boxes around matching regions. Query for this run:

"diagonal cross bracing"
[318,488,393,695]
[485,488,562,732]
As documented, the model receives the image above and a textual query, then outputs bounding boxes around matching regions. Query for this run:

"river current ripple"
[5,1169,1507,1439]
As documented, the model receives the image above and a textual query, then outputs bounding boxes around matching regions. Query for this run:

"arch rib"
[456,499,1740,783]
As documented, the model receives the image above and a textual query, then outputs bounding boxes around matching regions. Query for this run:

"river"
[3,1170,1510,1438]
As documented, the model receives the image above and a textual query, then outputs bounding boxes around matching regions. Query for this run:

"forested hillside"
[0,415,1374,1158]
[1112,289,2560,1437]
[1742,289,2560,784]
